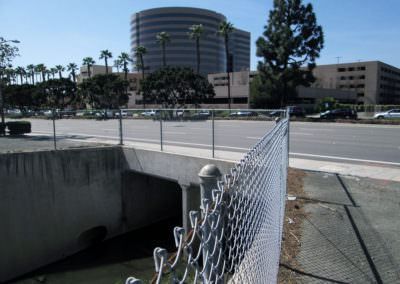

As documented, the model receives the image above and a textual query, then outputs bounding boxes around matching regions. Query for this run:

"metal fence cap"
[199,164,222,179]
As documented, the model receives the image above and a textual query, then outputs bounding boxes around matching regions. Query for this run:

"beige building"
[309,61,400,104]
[78,65,113,82]
[207,70,357,109]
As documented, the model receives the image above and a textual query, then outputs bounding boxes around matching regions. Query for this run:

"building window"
[357,84,365,88]
[348,67,355,71]
[129,87,136,91]
[338,68,346,72]
[357,93,364,97]
[357,66,366,71]
[340,76,346,80]
[359,75,365,79]
[349,76,354,80]
[129,78,137,83]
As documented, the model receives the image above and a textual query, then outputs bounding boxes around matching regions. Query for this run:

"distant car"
[141,110,160,117]
[115,110,133,117]
[7,109,21,114]
[62,109,76,116]
[192,110,211,119]
[320,108,357,119]
[288,106,305,118]
[374,109,400,119]
[229,111,258,117]
[43,110,53,116]
[83,110,98,116]
[176,110,191,118]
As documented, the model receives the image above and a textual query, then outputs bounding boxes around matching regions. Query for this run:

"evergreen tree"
[255,0,324,107]
[139,66,215,108]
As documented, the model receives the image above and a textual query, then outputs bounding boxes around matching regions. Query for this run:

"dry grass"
[278,167,308,284]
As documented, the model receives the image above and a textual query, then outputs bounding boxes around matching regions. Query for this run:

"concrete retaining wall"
[0,146,235,282]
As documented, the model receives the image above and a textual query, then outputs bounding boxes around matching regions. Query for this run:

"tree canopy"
[139,66,215,108]
[255,0,324,107]
[79,73,129,109]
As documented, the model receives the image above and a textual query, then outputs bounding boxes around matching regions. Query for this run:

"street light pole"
[0,39,20,135]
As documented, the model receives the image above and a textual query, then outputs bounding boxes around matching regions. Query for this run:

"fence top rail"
[42,108,287,113]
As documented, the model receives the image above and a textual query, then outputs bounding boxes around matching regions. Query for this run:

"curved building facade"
[130,7,250,76]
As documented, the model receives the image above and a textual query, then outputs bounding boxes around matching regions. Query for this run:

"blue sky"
[1,0,399,75]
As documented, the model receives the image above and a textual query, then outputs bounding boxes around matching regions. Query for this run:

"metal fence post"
[52,109,57,150]
[160,110,163,151]
[212,110,215,158]
[119,109,123,145]
[286,106,290,160]
[199,164,222,283]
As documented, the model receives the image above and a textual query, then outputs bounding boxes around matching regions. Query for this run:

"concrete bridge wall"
[0,146,234,282]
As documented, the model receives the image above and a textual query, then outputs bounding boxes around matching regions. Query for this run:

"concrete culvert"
[77,226,108,248]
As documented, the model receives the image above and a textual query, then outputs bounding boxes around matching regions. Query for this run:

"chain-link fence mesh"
[127,115,289,284]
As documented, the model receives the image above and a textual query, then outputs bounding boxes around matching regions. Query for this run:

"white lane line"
[31,131,250,151]
[30,131,400,166]
[247,136,263,140]
[290,132,313,136]
[290,152,400,166]
[163,131,186,135]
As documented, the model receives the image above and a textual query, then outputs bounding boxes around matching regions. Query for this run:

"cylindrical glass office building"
[130,7,229,76]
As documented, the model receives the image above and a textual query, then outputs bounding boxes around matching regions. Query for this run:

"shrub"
[6,121,31,135]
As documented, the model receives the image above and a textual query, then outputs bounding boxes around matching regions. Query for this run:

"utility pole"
[335,56,342,64]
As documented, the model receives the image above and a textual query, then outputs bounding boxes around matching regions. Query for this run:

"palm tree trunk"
[162,43,166,66]
[32,73,35,85]
[196,39,200,74]
[140,55,145,108]
[105,59,108,74]
[87,65,91,78]
[225,38,231,110]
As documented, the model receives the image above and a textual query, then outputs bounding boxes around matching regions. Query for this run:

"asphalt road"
[14,118,400,166]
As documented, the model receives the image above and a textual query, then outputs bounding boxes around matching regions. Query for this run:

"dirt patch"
[278,168,308,284]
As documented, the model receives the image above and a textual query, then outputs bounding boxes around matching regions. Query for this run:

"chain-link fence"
[126,112,289,284]
[2,108,284,159]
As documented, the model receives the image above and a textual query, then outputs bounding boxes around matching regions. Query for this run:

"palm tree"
[118,52,132,80]
[5,68,15,84]
[113,59,122,73]
[15,66,26,84]
[82,57,95,78]
[26,64,35,84]
[55,65,65,79]
[156,31,170,67]
[50,67,57,79]
[188,24,206,74]
[46,69,52,81]
[67,63,78,82]
[99,50,112,74]
[35,64,47,82]
[217,21,234,110]
[134,46,147,107]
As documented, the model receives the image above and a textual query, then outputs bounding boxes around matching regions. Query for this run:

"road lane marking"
[31,131,250,151]
[163,131,186,135]
[290,152,400,167]
[30,131,400,166]
[290,132,313,136]
[247,136,263,140]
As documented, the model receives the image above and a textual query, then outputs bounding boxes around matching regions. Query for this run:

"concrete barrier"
[0,146,235,282]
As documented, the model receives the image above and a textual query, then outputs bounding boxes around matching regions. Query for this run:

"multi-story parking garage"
[130,7,250,76]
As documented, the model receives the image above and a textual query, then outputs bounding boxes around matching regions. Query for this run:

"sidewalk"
[293,171,400,283]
